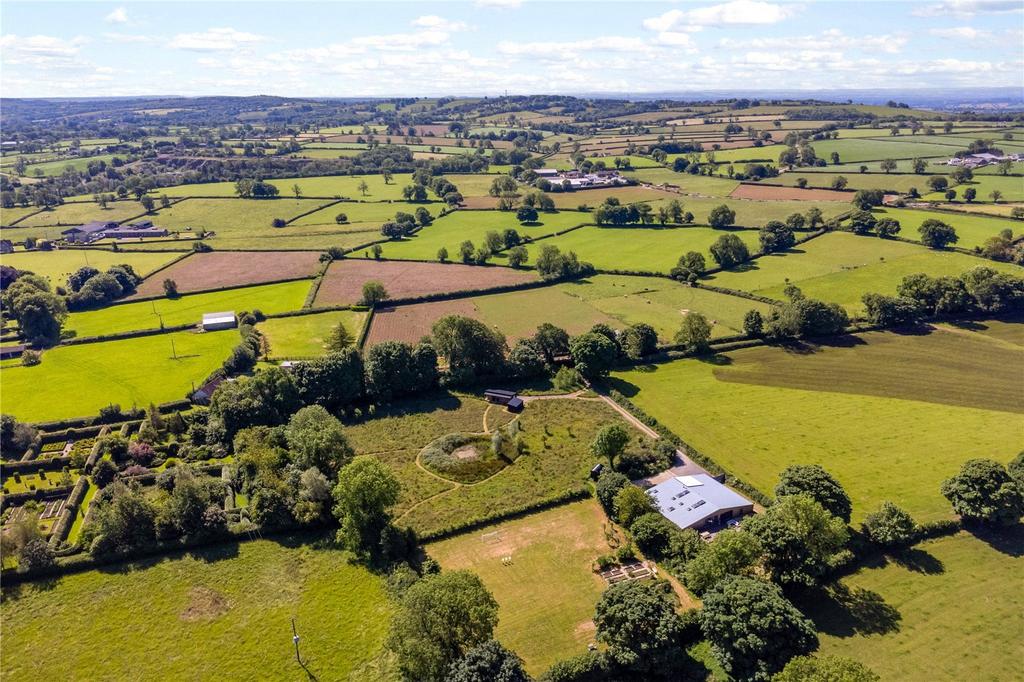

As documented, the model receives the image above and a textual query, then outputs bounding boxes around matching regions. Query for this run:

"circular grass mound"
[420,433,510,484]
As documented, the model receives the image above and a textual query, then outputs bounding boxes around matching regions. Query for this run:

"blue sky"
[1,1,1021,97]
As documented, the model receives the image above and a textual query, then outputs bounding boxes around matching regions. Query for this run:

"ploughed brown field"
[132,250,321,296]
[364,299,477,345]
[729,183,852,201]
[313,259,536,306]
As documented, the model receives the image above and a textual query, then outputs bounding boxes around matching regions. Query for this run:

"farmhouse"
[201,311,237,331]
[946,152,1023,169]
[102,220,169,240]
[61,221,118,244]
[538,169,631,191]
[646,474,754,531]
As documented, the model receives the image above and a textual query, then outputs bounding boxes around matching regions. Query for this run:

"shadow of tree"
[890,547,945,574]
[798,583,902,638]
[604,375,643,398]
[969,523,1024,558]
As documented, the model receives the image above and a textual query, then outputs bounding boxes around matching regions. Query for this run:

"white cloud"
[497,36,653,57]
[720,29,907,54]
[0,34,89,68]
[645,1,798,32]
[475,0,522,7]
[655,31,696,48]
[167,27,267,52]
[928,26,992,39]
[913,0,1023,16]
[104,7,129,24]
[412,15,468,32]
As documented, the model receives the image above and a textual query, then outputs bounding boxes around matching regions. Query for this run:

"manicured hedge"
[48,477,90,548]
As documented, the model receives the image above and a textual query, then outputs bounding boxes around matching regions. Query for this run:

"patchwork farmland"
[1,87,1022,682]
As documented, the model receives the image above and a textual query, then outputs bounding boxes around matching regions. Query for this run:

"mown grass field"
[810,530,1024,682]
[19,154,119,177]
[1,249,179,286]
[368,209,588,261]
[258,309,370,358]
[610,326,1024,522]
[1,536,396,681]
[429,500,612,675]
[0,329,237,422]
[708,232,1021,314]
[65,280,311,337]
[523,226,762,274]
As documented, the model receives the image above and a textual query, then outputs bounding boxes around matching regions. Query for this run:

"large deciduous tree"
[700,576,818,682]
[745,495,849,587]
[941,458,1024,527]
[593,580,686,673]
[389,571,499,682]
[774,464,853,523]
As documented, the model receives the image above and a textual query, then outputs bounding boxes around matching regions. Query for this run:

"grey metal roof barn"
[646,474,754,531]
[201,311,237,331]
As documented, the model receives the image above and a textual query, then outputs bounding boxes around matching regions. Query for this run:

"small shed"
[201,311,237,331]
[484,389,517,405]
[505,396,524,412]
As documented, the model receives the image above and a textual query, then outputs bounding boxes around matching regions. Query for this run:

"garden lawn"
[809,530,1024,682]
[707,232,1022,315]
[65,280,312,337]
[12,200,151,228]
[610,326,1024,522]
[0,536,395,681]
[0,329,238,422]
[1,249,179,287]
[428,500,613,675]
[258,309,369,358]
[524,225,762,274]
[368,210,588,261]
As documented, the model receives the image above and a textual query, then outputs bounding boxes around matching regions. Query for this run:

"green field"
[344,395,640,536]
[0,329,238,422]
[12,200,149,228]
[611,326,1024,522]
[707,232,1021,314]
[258,309,370,358]
[871,207,1019,249]
[523,225,762,274]
[429,500,612,675]
[1,249,179,287]
[65,280,312,337]
[369,209,588,261]
[291,200,435,226]
[811,531,1024,682]
[473,275,773,341]
[19,154,119,177]
[157,173,417,200]
[801,138,967,164]
[623,168,740,196]
[1,536,395,680]
[923,175,1024,203]
[766,172,939,194]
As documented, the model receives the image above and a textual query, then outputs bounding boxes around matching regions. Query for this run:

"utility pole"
[291,618,301,664]
[169,336,177,360]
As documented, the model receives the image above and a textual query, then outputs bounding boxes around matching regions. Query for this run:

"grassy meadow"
[1,249,179,287]
[1,537,395,681]
[429,500,613,675]
[610,326,1024,522]
[0,329,238,422]
[258,309,370,358]
[707,232,1022,315]
[11,200,150,227]
[810,530,1024,682]
[65,280,312,337]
